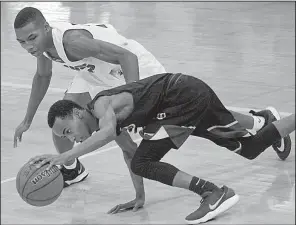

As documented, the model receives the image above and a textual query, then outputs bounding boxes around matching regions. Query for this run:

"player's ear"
[44,21,50,33]
[73,108,84,119]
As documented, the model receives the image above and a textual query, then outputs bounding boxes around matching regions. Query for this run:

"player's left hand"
[107,196,145,214]
[29,153,70,169]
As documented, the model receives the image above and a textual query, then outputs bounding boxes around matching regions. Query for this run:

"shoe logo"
[209,192,225,210]
[78,166,83,174]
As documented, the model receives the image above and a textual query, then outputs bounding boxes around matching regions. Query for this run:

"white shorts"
[66,40,166,99]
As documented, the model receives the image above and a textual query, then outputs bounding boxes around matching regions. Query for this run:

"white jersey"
[44,22,166,96]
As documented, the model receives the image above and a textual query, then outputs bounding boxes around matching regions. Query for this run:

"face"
[52,109,92,143]
[15,21,50,57]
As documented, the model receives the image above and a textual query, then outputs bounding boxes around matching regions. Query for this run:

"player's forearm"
[65,127,116,160]
[124,156,145,198]
[119,53,139,83]
[24,72,52,124]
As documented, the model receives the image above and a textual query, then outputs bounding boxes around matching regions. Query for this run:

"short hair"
[47,100,84,128]
[14,7,46,29]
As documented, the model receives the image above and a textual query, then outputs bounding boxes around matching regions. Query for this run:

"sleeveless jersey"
[44,22,160,88]
[87,73,199,149]
[87,73,173,130]
[87,73,251,149]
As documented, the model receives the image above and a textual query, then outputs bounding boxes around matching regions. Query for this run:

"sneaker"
[60,158,89,188]
[249,106,291,160]
[185,186,239,224]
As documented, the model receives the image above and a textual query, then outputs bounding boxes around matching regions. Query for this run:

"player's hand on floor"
[29,154,70,169]
[107,196,145,214]
[13,120,31,148]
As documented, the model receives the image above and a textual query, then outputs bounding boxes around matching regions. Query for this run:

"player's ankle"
[64,158,77,169]
[189,176,219,195]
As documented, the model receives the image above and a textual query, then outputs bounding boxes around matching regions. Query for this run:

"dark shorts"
[140,74,250,149]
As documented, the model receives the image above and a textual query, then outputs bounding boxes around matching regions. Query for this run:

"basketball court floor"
[1,2,295,224]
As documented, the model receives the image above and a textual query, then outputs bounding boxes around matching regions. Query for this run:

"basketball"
[16,160,64,207]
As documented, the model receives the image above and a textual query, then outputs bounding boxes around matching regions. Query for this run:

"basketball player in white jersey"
[13,7,291,213]
[13,7,166,189]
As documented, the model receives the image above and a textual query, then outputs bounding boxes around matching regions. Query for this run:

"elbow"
[130,52,139,64]
[123,151,133,162]
[123,51,138,64]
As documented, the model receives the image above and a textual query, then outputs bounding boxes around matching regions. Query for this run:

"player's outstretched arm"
[63,30,140,83]
[108,131,145,214]
[14,55,52,147]
[31,98,118,168]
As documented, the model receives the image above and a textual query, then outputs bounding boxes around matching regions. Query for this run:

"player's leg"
[229,107,282,133]
[239,113,295,159]
[130,138,239,224]
[191,87,294,160]
[52,91,91,187]
[192,82,291,160]
[229,107,291,159]
[229,110,263,130]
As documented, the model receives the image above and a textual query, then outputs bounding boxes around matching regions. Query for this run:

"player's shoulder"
[63,29,92,46]
[92,95,113,117]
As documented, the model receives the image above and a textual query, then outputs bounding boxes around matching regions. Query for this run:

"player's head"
[47,100,97,143]
[14,7,51,57]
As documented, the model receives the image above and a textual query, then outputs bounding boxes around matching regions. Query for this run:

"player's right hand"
[107,196,145,214]
[14,120,31,148]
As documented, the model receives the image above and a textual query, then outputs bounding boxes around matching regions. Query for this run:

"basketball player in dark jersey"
[14,7,290,191]
[31,73,295,224]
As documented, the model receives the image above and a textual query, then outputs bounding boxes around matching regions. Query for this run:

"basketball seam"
[26,171,62,198]
[26,191,62,202]
[21,163,37,198]
[17,168,22,193]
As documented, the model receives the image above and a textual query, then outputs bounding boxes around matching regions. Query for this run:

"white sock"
[64,158,77,169]
[252,116,266,131]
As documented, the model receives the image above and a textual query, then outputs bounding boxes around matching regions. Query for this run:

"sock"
[252,116,265,131]
[64,158,77,169]
[189,176,220,196]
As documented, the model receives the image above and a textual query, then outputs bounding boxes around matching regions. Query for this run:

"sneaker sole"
[185,194,239,224]
[64,170,89,187]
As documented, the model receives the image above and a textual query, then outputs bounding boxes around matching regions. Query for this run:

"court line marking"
[1,82,294,184]
[1,138,142,184]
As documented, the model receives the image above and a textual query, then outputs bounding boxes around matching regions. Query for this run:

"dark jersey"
[87,73,249,149]
[87,73,176,132]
